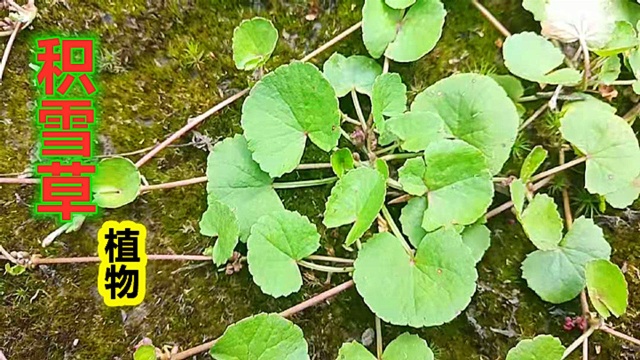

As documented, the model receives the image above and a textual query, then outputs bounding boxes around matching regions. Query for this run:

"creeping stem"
[599,325,640,346]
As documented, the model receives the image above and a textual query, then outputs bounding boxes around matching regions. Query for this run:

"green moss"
[1,0,639,359]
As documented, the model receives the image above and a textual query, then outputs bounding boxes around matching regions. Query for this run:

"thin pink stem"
[471,0,511,37]
[0,254,214,265]
[0,177,39,184]
[139,176,207,192]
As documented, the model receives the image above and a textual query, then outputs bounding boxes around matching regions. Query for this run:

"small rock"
[361,327,375,346]
[101,13,114,25]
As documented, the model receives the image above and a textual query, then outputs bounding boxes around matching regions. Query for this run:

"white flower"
[540,0,615,49]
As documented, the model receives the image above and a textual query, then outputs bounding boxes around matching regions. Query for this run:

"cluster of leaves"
[118,0,640,358]
[498,1,640,357]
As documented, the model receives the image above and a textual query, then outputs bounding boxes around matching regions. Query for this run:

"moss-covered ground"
[0,0,639,359]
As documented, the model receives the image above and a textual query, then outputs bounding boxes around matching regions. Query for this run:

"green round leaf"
[384,0,446,62]
[247,210,320,297]
[362,0,403,59]
[337,334,434,360]
[372,72,407,117]
[489,74,525,102]
[331,148,355,178]
[560,102,640,195]
[372,73,407,144]
[461,223,491,264]
[382,333,434,360]
[411,73,519,175]
[133,345,156,360]
[232,17,278,70]
[210,313,309,360]
[522,0,546,21]
[506,335,565,360]
[353,229,477,327]
[503,32,581,85]
[336,342,376,360]
[400,197,428,248]
[241,62,341,177]
[199,199,240,266]
[376,159,390,179]
[598,56,622,85]
[520,194,563,251]
[386,111,448,152]
[206,135,284,241]
[398,157,428,196]
[362,0,446,62]
[520,146,548,182]
[384,0,416,9]
[586,259,628,318]
[628,47,640,78]
[93,157,141,209]
[421,139,494,231]
[522,217,611,303]
[323,53,382,97]
[563,95,617,114]
[324,167,387,245]
[604,176,640,208]
[595,21,639,57]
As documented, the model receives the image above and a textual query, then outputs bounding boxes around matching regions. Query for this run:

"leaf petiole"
[273,177,338,190]
[351,89,368,132]
[297,260,354,273]
[379,152,421,162]
[561,326,597,360]
[530,156,587,182]
[599,325,640,346]
[387,178,403,191]
[306,255,354,264]
[295,163,333,170]
[375,316,383,359]
[381,205,413,255]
